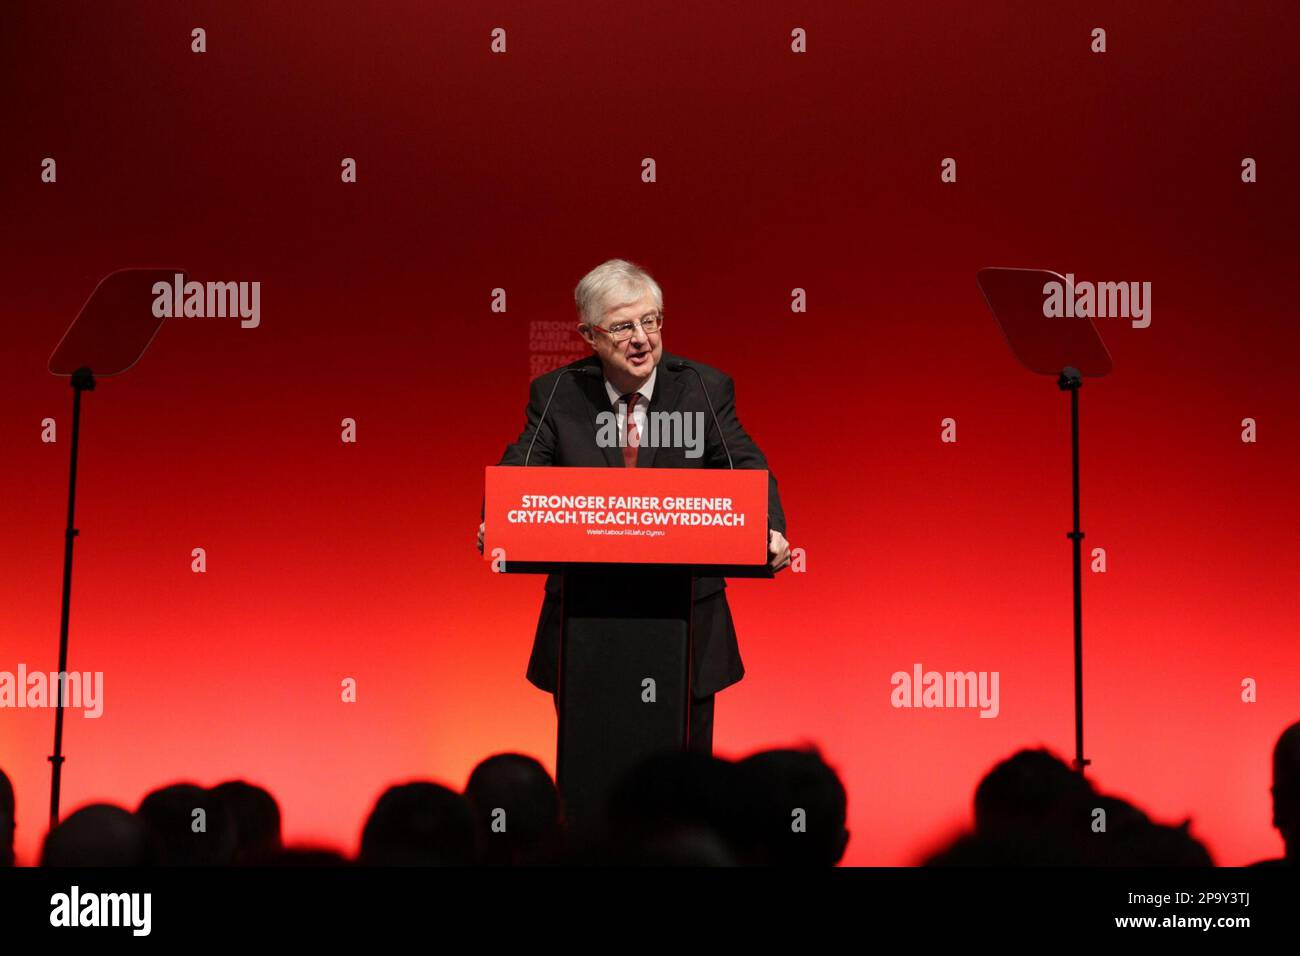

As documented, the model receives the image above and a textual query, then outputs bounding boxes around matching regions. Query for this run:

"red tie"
[622,393,640,468]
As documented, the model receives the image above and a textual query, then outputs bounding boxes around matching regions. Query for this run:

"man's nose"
[629,323,649,347]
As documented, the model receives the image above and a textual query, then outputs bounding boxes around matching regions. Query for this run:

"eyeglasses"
[591,311,663,343]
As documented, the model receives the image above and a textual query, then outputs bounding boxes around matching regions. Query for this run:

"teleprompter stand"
[977,267,1113,775]
[45,268,182,827]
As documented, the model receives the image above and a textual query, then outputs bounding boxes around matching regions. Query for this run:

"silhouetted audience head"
[42,804,155,867]
[0,768,14,867]
[212,780,282,864]
[924,830,1072,866]
[734,747,850,866]
[617,824,739,865]
[263,846,349,866]
[1082,794,1212,866]
[1271,720,1300,862]
[606,751,744,855]
[136,783,237,866]
[544,751,740,865]
[974,748,1095,839]
[464,753,560,865]
[927,749,1212,866]
[1121,820,1213,866]
[359,782,476,865]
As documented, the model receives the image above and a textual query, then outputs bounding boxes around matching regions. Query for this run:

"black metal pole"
[1058,367,1089,775]
[49,366,95,829]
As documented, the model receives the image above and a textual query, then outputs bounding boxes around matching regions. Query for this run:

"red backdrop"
[2,1,1297,866]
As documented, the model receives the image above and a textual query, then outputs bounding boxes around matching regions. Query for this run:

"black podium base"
[556,569,694,833]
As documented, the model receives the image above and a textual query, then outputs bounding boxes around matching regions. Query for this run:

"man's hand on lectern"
[477,521,485,554]
[769,529,791,573]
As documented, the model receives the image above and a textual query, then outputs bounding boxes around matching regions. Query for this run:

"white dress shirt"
[604,366,656,452]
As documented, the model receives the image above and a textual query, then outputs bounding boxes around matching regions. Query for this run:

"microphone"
[668,359,733,470]
[524,365,600,466]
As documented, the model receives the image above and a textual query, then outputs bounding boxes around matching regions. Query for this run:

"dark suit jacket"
[493,351,786,699]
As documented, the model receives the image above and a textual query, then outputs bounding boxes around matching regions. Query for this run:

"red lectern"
[484,465,772,831]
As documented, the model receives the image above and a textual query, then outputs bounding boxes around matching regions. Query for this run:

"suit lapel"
[573,358,623,468]
[638,359,683,468]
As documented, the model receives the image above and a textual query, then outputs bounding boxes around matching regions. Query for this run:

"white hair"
[574,259,663,327]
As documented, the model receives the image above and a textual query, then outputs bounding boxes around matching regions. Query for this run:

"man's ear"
[577,323,594,346]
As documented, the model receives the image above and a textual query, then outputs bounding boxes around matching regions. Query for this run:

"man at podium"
[478,258,789,754]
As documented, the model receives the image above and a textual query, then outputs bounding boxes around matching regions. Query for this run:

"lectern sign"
[483,466,768,566]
